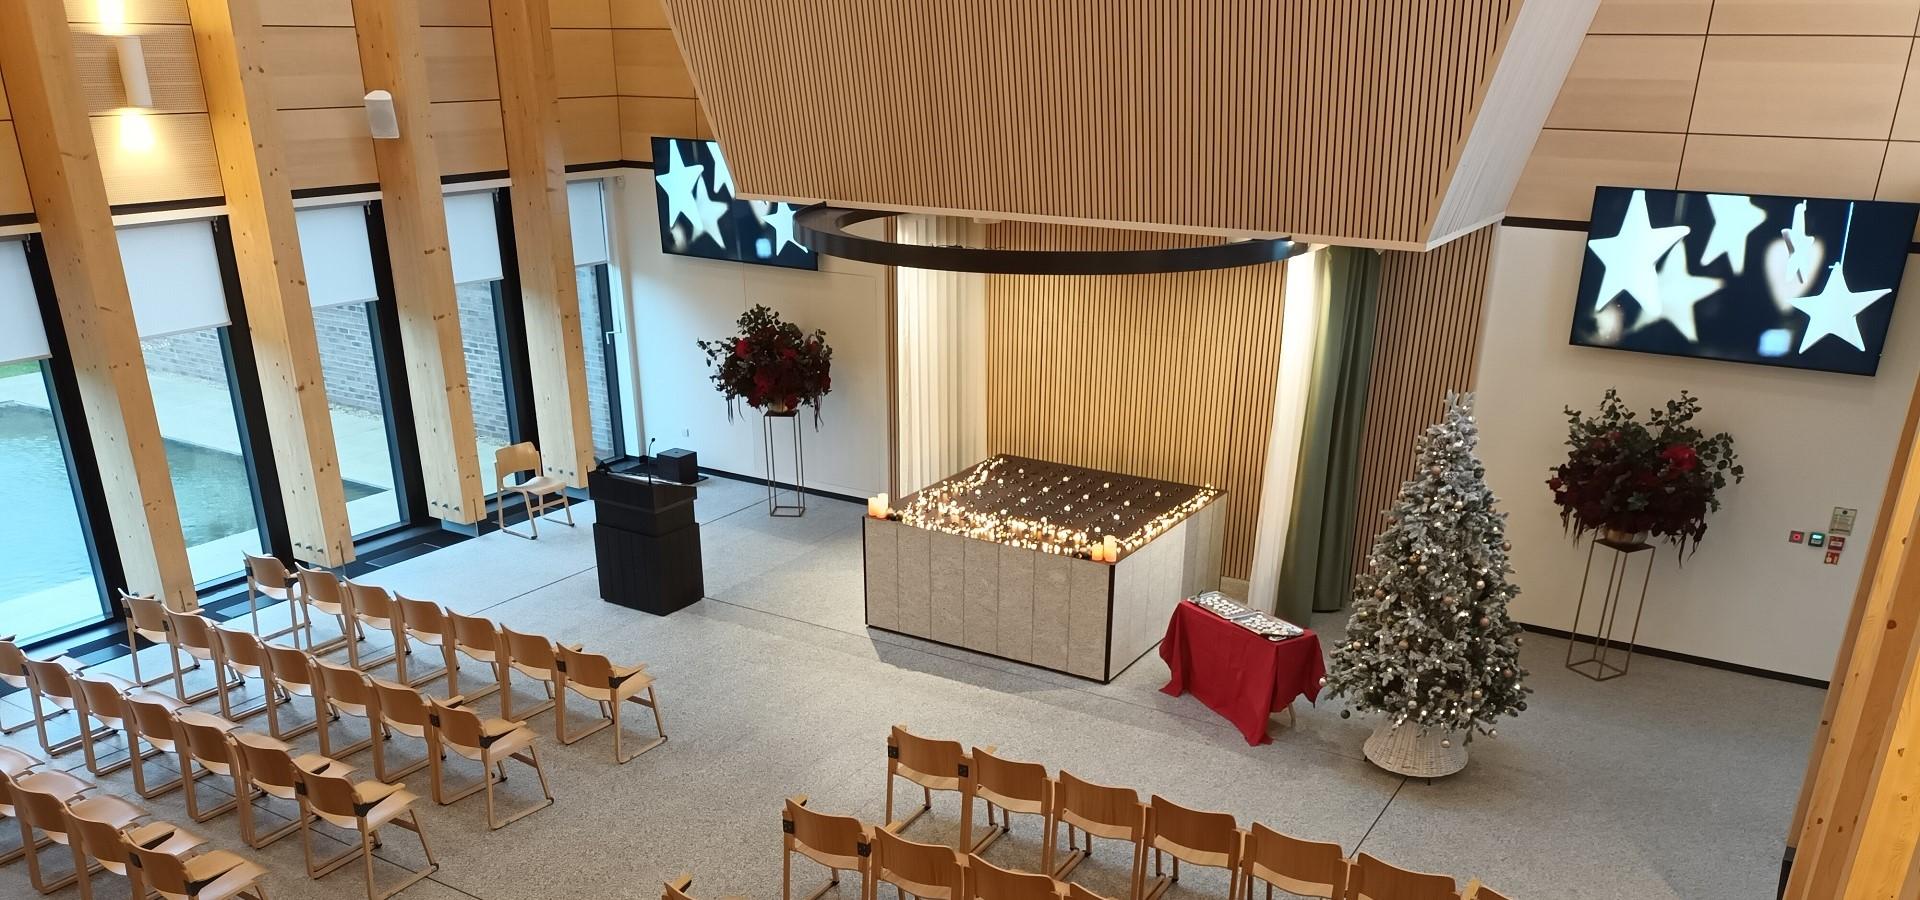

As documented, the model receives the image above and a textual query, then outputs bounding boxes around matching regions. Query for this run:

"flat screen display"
[651,136,817,271]
[1571,186,1917,376]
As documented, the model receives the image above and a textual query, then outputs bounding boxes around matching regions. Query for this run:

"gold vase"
[1601,526,1647,545]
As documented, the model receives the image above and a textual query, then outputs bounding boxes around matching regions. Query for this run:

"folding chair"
[557,645,665,763]
[427,696,553,829]
[782,795,874,900]
[294,767,437,900]
[885,725,987,850]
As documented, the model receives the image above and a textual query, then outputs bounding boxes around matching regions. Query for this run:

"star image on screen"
[651,136,818,271]
[1571,187,1917,376]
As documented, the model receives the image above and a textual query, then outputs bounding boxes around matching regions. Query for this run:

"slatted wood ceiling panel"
[665,0,1595,248]
[1349,226,1500,581]
[983,222,1287,580]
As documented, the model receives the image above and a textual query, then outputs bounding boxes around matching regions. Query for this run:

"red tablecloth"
[1159,600,1326,745]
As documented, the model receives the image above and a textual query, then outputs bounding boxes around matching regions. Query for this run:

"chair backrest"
[372,679,431,733]
[69,802,138,869]
[873,826,964,899]
[23,656,78,701]
[314,657,373,712]
[11,780,74,832]
[501,625,560,677]
[175,710,236,766]
[1351,853,1458,900]
[1066,883,1113,900]
[123,590,171,637]
[214,624,271,673]
[1463,881,1511,900]
[265,644,318,691]
[230,730,301,794]
[166,610,217,652]
[965,853,1060,900]
[972,746,1050,812]
[495,442,541,486]
[784,798,868,868]
[296,565,346,611]
[557,644,617,690]
[294,767,366,819]
[890,725,967,783]
[1053,770,1143,841]
[124,839,201,896]
[427,696,498,750]
[345,579,396,625]
[125,693,184,747]
[1146,795,1239,869]
[76,673,132,723]
[397,594,448,638]
[1245,823,1346,899]
[244,552,292,590]
[0,639,30,686]
[448,610,501,655]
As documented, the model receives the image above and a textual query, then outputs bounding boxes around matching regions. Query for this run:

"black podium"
[589,468,703,615]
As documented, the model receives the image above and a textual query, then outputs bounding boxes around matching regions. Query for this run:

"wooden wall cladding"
[1511,0,1920,227]
[981,222,1288,581]
[0,124,29,217]
[71,26,207,113]
[611,12,704,162]
[91,113,222,204]
[1349,227,1498,580]
[664,0,1597,249]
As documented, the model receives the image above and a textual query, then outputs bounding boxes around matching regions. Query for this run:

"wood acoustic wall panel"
[0,124,28,216]
[1708,0,1920,35]
[552,29,616,98]
[1677,134,1889,200]
[262,26,364,110]
[982,223,1287,581]
[1509,128,1683,220]
[1893,50,1920,140]
[257,0,352,27]
[612,0,668,28]
[1589,0,1712,33]
[276,106,376,190]
[550,0,611,29]
[63,0,188,24]
[1349,227,1498,581]
[90,112,222,204]
[665,0,1597,249]
[1690,36,1910,140]
[1543,35,1702,133]
[432,100,508,175]
[0,68,10,118]
[423,26,500,103]
[559,95,620,164]
[618,95,703,161]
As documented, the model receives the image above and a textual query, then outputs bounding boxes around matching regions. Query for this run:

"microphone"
[645,437,658,484]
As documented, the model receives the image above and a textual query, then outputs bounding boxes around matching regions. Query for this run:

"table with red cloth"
[1159,599,1326,745]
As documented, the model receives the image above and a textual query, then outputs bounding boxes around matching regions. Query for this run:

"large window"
[446,190,520,492]
[569,179,624,461]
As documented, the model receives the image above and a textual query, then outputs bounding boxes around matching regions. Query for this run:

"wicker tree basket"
[1363,719,1469,778]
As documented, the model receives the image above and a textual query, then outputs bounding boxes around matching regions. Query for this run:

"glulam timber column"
[349,0,484,524]
[185,0,353,566]
[0,0,196,608]
[490,0,593,487]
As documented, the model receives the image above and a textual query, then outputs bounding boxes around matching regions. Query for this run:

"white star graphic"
[1782,201,1817,287]
[1701,194,1766,275]
[653,140,708,235]
[762,203,802,255]
[689,180,730,250]
[709,149,734,197]
[1791,264,1890,353]
[1588,190,1690,315]
[1641,245,1721,343]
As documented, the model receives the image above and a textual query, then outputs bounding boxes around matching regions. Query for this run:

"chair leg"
[181,754,237,823]
[479,747,554,830]
[613,688,667,764]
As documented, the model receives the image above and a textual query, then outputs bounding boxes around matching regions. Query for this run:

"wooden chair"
[369,678,434,781]
[970,746,1053,857]
[395,594,455,691]
[120,589,198,688]
[869,825,966,900]
[1144,795,1241,900]
[262,643,323,740]
[782,796,874,900]
[72,671,158,776]
[1049,771,1150,898]
[293,767,437,900]
[313,656,379,758]
[1348,853,1457,900]
[163,610,230,704]
[885,725,987,850]
[11,779,146,894]
[556,644,665,763]
[211,624,281,722]
[1240,823,1346,900]
[241,551,305,644]
[23,657,127,757]
[0,761,92,866]
[124,834,272,900]
[174,710,242,822]
[965,853,1062,900]
[294,564,354,656]
[229,728,352,848]
[1068,883,1117,900]
[665,873,749,900]
[447,610,506,705]
[0,638,85,736]
[344,579,402,671]
[427,696,553,829]
[1460,880,1510,900]
[123,692,195,798]
[499,624,570,720]
[67,800,204,900]
[495,442,573,539]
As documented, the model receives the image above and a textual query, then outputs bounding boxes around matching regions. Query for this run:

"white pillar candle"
[868,493,889,518]
[1104,534,1121,562]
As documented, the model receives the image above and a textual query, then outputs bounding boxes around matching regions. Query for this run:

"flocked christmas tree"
[1327,392,1530,744]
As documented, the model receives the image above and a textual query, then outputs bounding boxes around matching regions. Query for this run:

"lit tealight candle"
[868,493,889,518]
[1090,543,1107,562]
[1104,534,1120,562]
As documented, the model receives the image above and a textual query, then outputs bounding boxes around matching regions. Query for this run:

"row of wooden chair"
[877,725,1512,900]
[1,744,270,900]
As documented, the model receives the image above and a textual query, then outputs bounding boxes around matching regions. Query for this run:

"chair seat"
[508,475,565,495]
[175,709,238,732]
[126,820,207,857]
[88,672,140,694]
[183,850,270,900]
[17,768,93,801]
[976,785,1044,816]
[70,793,147,829]
[0,746,39,778]
[127,690,192,713]
[292,753,352,778]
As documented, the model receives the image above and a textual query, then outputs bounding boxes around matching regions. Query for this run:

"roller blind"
[0,240,50,364]
[296,203,378,309]
[569,179,609,266]
[119,219,230,339]
[445,191,504,285]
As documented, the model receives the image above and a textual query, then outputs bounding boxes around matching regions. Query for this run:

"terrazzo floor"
[0,477,1825,900]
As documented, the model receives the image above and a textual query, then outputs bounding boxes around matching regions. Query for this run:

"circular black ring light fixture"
[795,206,1306,275]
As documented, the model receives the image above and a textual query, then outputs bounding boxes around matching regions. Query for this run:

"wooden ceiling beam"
[349,0,485,523]
[0,0,195,608]
[490,0,593,488]
[185,0,355,566]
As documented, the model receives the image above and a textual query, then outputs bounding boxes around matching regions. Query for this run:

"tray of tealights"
[867,455,1220,562]
[1190,591,1304,641]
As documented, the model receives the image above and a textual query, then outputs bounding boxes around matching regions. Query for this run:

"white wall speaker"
[364,90,400,140]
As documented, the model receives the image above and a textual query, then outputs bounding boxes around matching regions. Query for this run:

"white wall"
[1473,226,1920,680]
[894,215,986,494]
[607,175,891,500]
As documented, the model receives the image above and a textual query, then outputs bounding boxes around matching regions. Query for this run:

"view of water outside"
[0,363,101,640]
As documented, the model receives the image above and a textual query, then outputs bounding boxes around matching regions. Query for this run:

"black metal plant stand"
[1565,536,1656,681]
[762,409,806,517]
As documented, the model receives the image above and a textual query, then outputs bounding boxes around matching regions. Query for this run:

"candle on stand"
[868,493,889,518]
[1089,543,1107,562]
[1103,534,1120,562]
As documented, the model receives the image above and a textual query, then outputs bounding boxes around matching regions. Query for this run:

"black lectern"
[589,467,703,615]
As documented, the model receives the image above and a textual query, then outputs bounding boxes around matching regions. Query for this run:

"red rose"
[733,339,750,358]
[1661,443,1698,472]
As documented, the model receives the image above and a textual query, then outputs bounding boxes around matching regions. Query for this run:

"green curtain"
[1275,247,1381,624]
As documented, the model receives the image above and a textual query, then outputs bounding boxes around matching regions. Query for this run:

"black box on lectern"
[655,448,699,484]
[588,468,702,616]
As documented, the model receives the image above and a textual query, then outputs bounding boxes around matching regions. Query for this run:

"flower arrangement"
[1548,389,1743,555]
[696,305,833,423]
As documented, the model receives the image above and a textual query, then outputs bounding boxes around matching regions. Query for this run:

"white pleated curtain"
[0,240,49,365]
[117,220,230,339]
